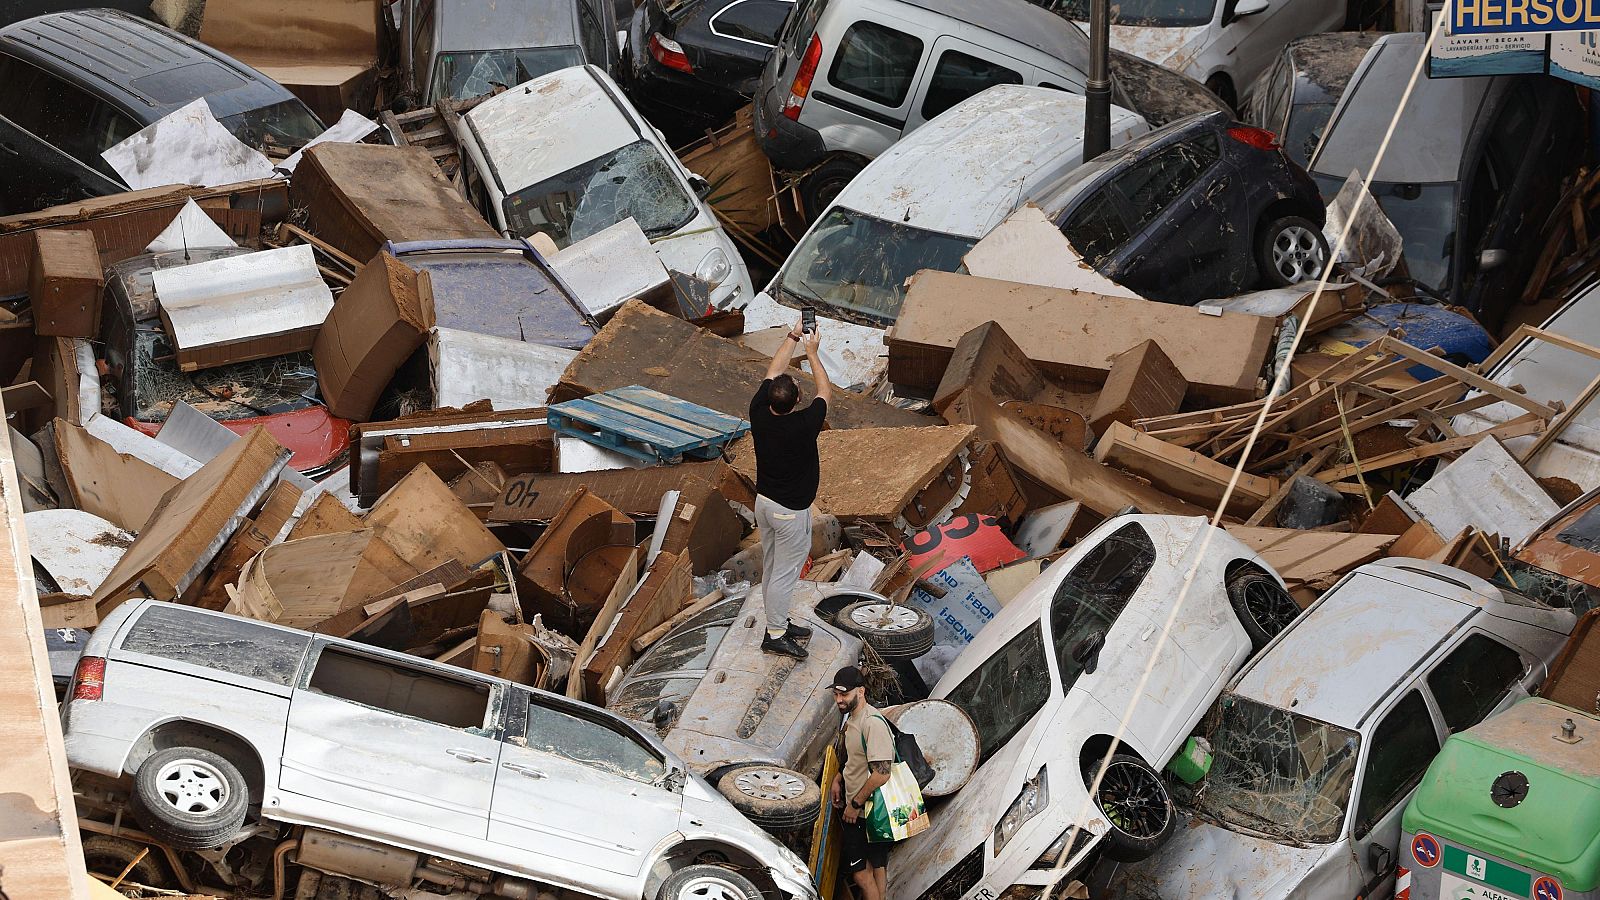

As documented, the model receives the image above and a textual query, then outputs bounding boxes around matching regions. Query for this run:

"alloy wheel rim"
[678,874,748,900]
[155,759,228,815]
[1272,225,1325,283]
[1097,760,1170,839]
[852,603,920,632]
[733,768,808,801]
[1243,580,1299,637]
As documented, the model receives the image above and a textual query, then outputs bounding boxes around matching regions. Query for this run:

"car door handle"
[503,762,547,779]
[446,748,493,764]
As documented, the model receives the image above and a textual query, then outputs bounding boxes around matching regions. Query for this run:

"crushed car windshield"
[944,623,1051,764]
[1045,0,1215,27]
[218,100,324,152]
[130,327,319,421]
[503,139,698,248]
[431,47,585,102]
[774,208,977,324]
[1190,695,1361,844]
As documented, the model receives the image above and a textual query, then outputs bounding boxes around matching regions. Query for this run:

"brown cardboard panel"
[1,381,51,413]
[39,593,97,629]
[568,548,639,701]
[472,609,549,687]
[291,144,497,263]
[658,482,745,576]
[1089,340,1187,437]
[363,464,505,573]
[375,423,554,496]
[932,321,1047,414]
[1225,526,1397,607]
[93,428,291,614]
[491,460,738,522]
[29,230,103,338]
[196,0,378,64]
[553,300,926,430]
[224,529,375,628]
[51,419,180,533]
[582,549,692,701]
[261,64,376,125]
[516,486,636,633]
[288,492,364,540]
[314,252,436,421]
[1093,422,1277,517]
[953,442,1027,526]
[725,425,977,521]
[890,271,1273,403]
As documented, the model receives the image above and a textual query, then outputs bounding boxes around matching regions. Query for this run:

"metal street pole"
[1083,0,1111,161]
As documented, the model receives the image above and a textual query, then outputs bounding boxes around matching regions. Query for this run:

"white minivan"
[740,84,1146,384]
[753,0,1107,218]
[455,65,753,309]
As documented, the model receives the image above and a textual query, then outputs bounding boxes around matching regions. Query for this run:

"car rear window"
[120,606,308,686]
[828,20,922,108]
[921,49,1023,121]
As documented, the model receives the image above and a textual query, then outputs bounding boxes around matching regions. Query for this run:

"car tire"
[658,864,766,900]
[132,746,250,851]
[798,156,864,221]
[1204,74,1237,113]
[716,764,823,832]
[837,601,935,661]
[1256,215,1330,287]
[1092,753,1176,863]
[1226,568,1300,651]
[81,834,176,889]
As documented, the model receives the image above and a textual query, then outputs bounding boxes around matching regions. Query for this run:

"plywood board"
[1225,526,1397,605]
[726,425,976,520]
[1405,437,1559,546]
[363,464,505,572]
[491,460,737,522]
[51,418,179,533]
[582,549,692,701]
[1093,422,1277,517]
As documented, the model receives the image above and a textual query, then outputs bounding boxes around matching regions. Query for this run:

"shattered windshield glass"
[1044,0,1215,27]
[503,140,697,248]
[218,100,324,153]
[129,326,319,421]
[774,208,977,325]
[944,623,1051,764]
[1189,695,1361,844]
[431,47,585,102]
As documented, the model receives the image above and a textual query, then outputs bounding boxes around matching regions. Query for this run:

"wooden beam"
[1315,414,1546,482]
[1376,336,1556,419]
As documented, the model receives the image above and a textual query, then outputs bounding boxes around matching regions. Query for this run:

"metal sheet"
[428,327,577,411]
[887,699,979,797]
[102,98,275,190]
[1407,437,1560,546]
[155,402,315,492]
[25,509,133,595]
[152,245,333,364]
[547,217,673,320]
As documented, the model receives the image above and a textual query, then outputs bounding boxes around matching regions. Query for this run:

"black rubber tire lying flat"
[131,746,250,851]
[836,600,935,661]
[717,764,823,832]
[657,864,766,900]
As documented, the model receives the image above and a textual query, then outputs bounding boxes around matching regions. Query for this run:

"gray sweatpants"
[756,494,812,636]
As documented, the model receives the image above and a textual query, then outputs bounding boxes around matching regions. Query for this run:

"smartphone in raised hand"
[801,307,817,334]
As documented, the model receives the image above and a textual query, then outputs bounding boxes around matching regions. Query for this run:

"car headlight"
[993,767,1048,857]
[1031,822,1099,870]
[696,248,733,287]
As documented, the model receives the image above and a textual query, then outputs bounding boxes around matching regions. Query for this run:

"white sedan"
[1048,0,1346,110]
[887,515,1301,900]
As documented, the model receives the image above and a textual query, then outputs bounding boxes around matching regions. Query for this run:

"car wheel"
[1257,215,1330,287]
[658,864,766,900]
[717,764,823,832]
[837,600,935,661]
[132,746,250,851]
[798,157,863,221]
[1204,74,1237,113]
[1226,568,1300,650]
[1092,753,1176,862]
[81,834,176,889]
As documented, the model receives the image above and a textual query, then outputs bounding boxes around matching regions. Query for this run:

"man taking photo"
[830,666,892,900]
[748,318,832,659]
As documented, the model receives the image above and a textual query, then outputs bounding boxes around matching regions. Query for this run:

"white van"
[740,84,1146,384]
[454,65,753,309]
[752,0,1107,218]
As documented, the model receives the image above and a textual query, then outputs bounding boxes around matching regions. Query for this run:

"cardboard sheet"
[727,425,975,520]
[363,464,505,573]
[155,244,334,371]
[314,251,435,421]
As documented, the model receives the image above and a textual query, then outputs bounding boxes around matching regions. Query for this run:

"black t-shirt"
[749,379,827,511]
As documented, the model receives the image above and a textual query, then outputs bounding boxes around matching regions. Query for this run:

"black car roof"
[0,8,300,124]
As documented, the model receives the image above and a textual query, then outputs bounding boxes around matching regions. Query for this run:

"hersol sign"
[1451,0,1600,34]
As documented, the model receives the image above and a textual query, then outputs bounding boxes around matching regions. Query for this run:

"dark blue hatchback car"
[1039,109,1329,306]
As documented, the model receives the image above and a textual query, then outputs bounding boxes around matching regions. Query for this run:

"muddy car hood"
[1111,23,1209,74]
[1107,813,1327,899]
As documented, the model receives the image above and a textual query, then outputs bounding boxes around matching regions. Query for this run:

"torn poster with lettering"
[906,556,1001,684]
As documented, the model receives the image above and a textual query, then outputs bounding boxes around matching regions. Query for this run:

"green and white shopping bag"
[861,715,929,843]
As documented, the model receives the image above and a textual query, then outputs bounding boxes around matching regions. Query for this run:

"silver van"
[399,0,620,105]
[63,600,816,900]
[752,0,1103,217]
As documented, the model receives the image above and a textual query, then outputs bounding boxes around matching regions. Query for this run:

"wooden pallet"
[379,95,488,187]
[548,385,750,464]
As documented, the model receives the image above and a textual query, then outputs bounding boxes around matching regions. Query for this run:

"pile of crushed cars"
[10,2,1600,900]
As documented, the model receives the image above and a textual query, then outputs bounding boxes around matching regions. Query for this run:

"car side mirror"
[1072,632,1106,675]
[689,173,712,200]
[653,699,678,731]
[1479,248,1509,272]
[1368,844,1394,877]
[1226,0,1269,23]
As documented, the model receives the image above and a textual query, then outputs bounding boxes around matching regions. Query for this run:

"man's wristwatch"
[849,798,865,811]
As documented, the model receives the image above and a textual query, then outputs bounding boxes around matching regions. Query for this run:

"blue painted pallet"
[548,385,751,464]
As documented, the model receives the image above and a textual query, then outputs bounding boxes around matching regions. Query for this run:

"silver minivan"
[752,0,1102,217]
[399,0,620,105]
[63,600,817,900]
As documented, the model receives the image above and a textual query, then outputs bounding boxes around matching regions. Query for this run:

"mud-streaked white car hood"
[1111,24,1210,77]
[1106,813,1328,899]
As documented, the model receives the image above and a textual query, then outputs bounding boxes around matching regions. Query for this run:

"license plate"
[1441,872,1524,900]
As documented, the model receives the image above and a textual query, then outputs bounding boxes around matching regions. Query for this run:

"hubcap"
[850,603,920,632]
[733,768,808,801]
[1097,760,1171,839]
[155,759,227,815]
[1242,580,1298,637]
[1271,225,1326,283]
[676,874,747,900]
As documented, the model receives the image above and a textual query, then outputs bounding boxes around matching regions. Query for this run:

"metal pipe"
[1083,0,1111,161]
[270,838,301,900]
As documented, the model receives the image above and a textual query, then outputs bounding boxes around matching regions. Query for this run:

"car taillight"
[649,33,694,74]
[72,656,105,702]
[1227,125,1282,151]
[783,34,823,121]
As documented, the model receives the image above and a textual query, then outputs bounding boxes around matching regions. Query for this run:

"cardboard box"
[155,245,333,371]
[516,486,637,633]
[889,271,1274,404]
[491,460,739,522]
[1089,340,1187,437]
[291,143,498,263]
[313,252,435,421]
[195,0,380,124]
[28,230,103,337]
